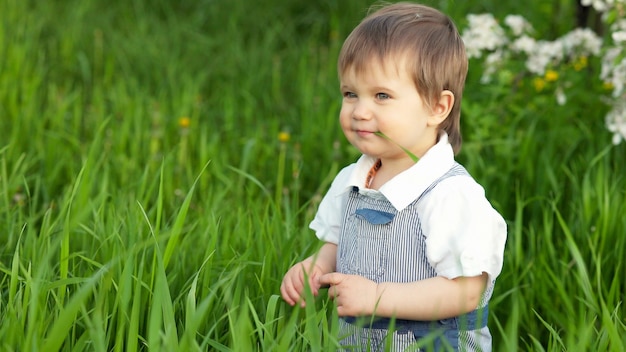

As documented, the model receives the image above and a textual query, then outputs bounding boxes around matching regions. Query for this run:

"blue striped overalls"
[336,163,491,351]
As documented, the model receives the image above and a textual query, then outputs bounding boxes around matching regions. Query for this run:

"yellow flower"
[603,81,614,91]
[544,70,558,82]
[178,116,191,129]
[573,56,588,71]
[533,77,546,92]
[278,131,291,143]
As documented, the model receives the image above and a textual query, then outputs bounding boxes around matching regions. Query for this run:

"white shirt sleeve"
[421,176,507,280]
[309,165,355,244]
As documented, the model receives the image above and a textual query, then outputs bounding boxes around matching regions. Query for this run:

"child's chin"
[356,148,381,158]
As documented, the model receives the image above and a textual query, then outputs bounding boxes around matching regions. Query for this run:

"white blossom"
[606,98,626,145]
[511,35,536,54]
[612,31,626,43]
[611,18,626,32]
[481,50,505,83]
[601,48,626,97]
[504,15,533,36]
[580,0,619,12]
[581,0,626,13]
[462,14,507,58]
[560,28,603,56]
[525,40,563,75]
[600,47,620,80]
[611,60,626,97]
[613,19,626,32]
[555,86,567,106]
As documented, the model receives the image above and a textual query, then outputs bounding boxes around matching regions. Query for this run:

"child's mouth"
[356,130,375,137]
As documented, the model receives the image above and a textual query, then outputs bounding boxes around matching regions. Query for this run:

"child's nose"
[352,102,372,120]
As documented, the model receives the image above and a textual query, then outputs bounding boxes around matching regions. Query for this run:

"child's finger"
[318,272,343,286]
[281,275,303,306]
[280,281,296,305]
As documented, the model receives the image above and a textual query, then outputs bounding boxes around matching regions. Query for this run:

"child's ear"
[427,90,454,126]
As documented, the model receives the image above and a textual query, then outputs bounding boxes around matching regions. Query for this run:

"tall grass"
[1,0,624,350]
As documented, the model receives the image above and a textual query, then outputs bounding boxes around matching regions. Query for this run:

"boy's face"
[339,57,441,162]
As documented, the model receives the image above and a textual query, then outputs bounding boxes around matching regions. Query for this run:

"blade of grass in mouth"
[374,131,419,162]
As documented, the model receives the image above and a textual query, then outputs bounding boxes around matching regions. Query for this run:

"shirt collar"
[345,133,456,211]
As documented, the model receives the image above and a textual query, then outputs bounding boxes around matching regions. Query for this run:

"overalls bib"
[336,163,492,351]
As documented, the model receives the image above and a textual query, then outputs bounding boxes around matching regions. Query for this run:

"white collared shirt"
[310,134,507,280]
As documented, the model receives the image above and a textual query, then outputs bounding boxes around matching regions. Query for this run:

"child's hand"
[319,272,378,317]
[280,258,324,307]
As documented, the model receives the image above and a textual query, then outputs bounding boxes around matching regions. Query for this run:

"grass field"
[1,0,625,350]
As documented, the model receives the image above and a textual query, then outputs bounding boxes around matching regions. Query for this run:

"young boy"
[281,2,507,351]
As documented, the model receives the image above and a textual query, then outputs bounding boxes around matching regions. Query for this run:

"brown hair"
[338,2,468,154]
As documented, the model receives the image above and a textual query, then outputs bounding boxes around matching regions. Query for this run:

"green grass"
[1,0,625,350]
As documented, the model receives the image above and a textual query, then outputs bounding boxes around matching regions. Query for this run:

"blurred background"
[1,0,624,350]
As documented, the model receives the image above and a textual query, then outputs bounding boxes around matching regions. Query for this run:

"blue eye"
[343,92,357,99]
[376,93,390,100]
